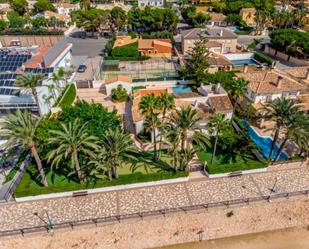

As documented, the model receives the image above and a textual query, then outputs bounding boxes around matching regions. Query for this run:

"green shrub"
[0,28,64,35]
[254,51,273,65]
[111,85,129,103]
[111,42,138,60]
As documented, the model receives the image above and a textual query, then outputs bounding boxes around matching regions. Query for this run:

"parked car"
[77,65,87,73]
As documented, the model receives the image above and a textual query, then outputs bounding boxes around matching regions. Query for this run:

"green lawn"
[195,147,267,174]
[14,151,187,197]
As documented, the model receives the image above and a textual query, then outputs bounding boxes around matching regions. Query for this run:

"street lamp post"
[43,207,53,230]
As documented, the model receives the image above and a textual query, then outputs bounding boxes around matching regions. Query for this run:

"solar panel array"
[0,80,14,87]
[0,73,17,80]
[0,53,31,72]
[0,88,20,95]
[25,67,54,76]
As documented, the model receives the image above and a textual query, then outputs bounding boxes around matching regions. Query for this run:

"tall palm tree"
[15,73,45,116]
[100,128,136,179]
[47,119,98,182]
[274,112,309,161]
[1,110,48,186]
[168,106,201,152]
[139,94,160,116]
[262,98,301,161]
[158,92,175,158]
[225,78,248,120]
[206,113,229,164]
[164,124,181,170]
[139,94,161,161]
[144,113,162,161]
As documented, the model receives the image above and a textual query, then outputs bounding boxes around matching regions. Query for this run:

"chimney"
[276,76,284,88]
[243,63,248,73]
[220,29,223,37]
[306,69,309,81]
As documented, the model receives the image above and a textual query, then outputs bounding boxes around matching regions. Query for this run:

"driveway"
[66,37,108,57]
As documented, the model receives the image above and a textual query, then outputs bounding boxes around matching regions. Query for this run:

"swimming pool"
[172,86,192,94]
[232,59,260,66]
[241,120,288,160]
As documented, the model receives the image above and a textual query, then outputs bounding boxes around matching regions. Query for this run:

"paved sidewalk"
[0,165,309,232]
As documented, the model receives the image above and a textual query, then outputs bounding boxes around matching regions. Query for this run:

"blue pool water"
[241,120,288,160]
[172,86,192,94]
[232,59,260,66]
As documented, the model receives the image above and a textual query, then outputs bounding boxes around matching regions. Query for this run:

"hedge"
[110,42,149,61]
[254,51,273,65]
[0,28,64,35]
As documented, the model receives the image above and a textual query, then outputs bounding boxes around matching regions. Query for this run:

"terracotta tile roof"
[208,54,232,66]
[236,70,306,94]
[281,66,309,85]
[175,99,195,108]
[138,39,172,50]
[208,95,233,113]
[174,92,201,98]
[138,88,170,97]
[298,93,309,111]
[209,13,226,22]
[105,75,133,85]
[25,46,51,68]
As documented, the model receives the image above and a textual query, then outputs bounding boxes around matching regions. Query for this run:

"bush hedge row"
[254,51,273,65]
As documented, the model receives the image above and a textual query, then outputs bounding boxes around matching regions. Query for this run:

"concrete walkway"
[0,163,308,232]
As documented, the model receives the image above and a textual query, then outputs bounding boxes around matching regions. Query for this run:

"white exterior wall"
[105,81,132,96]
[135,120,144,134]
[138,0,163,7]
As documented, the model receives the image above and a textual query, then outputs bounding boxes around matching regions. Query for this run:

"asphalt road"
[66,37,108,57]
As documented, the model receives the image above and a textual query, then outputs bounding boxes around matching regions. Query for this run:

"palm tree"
[225,78,248,120]
[139,94,161,161]
[274,112,309,161]
[164,124,181,170]
[158,92,175,158]
[139,94,160,116]
[262,98,301,161]
[168,106,201,152]
[15,73,45,116]
[47,119,98,182]
[88,149,114,181]
[144,113,162,161]
[179,147,196,172]
[100,128,136,179]
[1,110,48,186]
[206,113,229,164]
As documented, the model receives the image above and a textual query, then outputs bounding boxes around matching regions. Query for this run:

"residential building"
[138,0,163,8]
[104,75,133,96]
[181,28,238,55]
[0,38,73,116]
[113,36,172,58]
[207,13,227,27]
[54,3,79,15]
[236,70,306,113]
[43,11,71,26]
[131,83,233,135]
[239,8,256,26]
